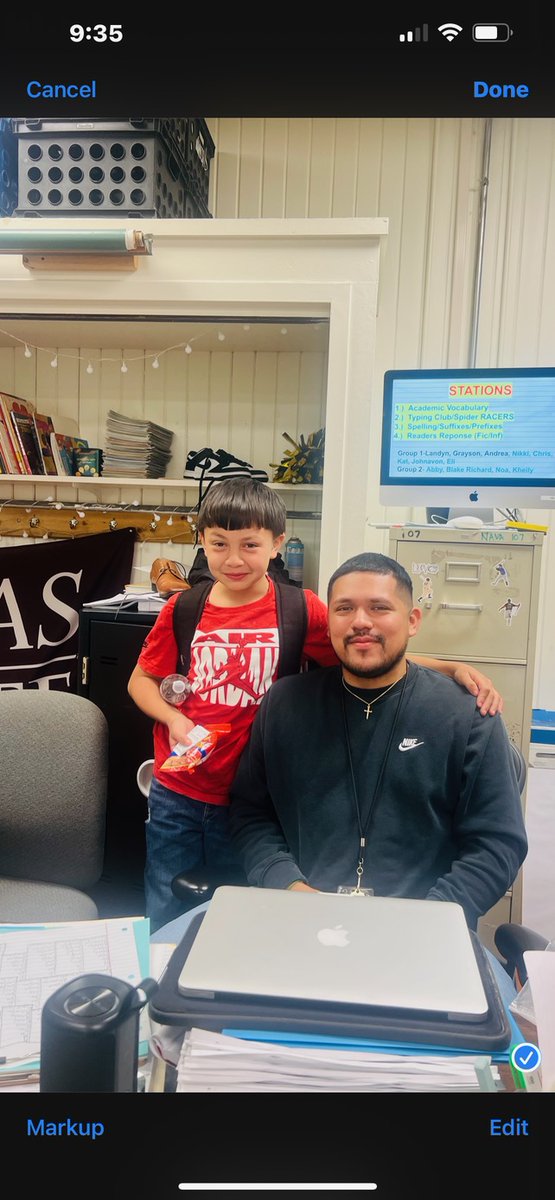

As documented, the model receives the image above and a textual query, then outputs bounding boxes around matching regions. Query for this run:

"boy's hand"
[167,712,196,748]
[452,665,504,716]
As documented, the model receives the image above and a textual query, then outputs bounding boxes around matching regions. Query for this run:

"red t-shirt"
[137,578,337,805]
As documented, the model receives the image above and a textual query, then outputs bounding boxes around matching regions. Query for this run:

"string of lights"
[0,322,297,373]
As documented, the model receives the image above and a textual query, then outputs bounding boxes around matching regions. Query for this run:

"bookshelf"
[0,217,387,595]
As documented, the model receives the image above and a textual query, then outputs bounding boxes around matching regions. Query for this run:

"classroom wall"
[208,116,555,707]
[1,116,554,703]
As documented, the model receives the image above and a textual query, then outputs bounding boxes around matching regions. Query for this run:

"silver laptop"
[177,887,489,1021]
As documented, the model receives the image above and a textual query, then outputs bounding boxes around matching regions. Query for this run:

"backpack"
[173,575,309,679]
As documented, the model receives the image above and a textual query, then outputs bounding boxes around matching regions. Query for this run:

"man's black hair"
[197,477,287,538]
[327,552,413,603]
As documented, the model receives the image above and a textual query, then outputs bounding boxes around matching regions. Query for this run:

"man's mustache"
[344,633,384,646]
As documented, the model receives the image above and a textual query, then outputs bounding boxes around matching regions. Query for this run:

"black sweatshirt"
[229,663,528,929]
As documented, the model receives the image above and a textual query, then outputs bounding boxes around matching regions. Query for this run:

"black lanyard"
[340,663,410,893]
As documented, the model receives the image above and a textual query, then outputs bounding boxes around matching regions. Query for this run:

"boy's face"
[200,525,285,595]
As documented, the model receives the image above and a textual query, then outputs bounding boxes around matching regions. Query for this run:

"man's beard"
[338,639,408,681]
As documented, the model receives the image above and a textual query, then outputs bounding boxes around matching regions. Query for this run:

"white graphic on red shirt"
[190,626,280,708]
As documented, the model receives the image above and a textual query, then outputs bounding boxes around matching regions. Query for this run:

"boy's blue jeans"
[145,775,241,933]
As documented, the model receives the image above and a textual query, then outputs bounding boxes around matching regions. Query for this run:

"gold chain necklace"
[341,672,403,720]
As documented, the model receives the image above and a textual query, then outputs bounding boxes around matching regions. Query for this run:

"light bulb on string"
[24,343,32,358]
[50,354,58,368]
[152,356,160,369]
[281,327,288,335]
[86,361,94,375]
[121,360,128,373]
[184,343,193,355]
[217,331,226,342]
[243,324,251,332]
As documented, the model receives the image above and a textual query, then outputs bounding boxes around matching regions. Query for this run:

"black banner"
[0,529,135,692]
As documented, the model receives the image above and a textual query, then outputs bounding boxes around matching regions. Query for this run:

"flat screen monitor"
[379,367,555,511]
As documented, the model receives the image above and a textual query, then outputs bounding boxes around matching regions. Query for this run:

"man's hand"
[453,664,503,716]
[287,881,319,892]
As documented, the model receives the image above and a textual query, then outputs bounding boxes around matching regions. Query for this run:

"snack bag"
[160,724,231,774]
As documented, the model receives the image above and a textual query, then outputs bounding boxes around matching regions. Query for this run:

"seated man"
[229,552,528,938]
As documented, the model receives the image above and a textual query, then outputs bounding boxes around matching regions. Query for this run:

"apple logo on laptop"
[469,491,479,502]
[317,924,350,947]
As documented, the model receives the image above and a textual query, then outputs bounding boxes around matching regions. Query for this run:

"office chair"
[493,740,552,985]
[494,922,550,988]
[0,689,108,922]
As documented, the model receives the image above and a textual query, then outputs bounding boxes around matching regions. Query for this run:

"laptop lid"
[176,887,489,1021]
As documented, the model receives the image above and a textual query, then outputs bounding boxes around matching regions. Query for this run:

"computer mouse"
[446,516,484,528]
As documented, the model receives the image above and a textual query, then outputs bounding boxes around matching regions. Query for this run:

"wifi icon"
[438,22,463,41]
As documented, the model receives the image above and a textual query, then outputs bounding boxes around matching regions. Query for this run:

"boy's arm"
[406,654,502,716]
[128,664,194,748]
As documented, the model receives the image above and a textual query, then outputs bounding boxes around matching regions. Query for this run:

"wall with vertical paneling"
[208,116,555,706]
[0,343,327,590]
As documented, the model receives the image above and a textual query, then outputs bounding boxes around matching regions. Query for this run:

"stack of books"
[102,409,174,478]
[0,390,92,477]
[0,391,56,476]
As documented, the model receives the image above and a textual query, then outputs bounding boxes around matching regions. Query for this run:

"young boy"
[128,477,502,931]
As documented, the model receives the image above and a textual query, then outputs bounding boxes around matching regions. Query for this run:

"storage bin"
[530,708,555,768]
[12,117,213,218]
[0,118,18,215]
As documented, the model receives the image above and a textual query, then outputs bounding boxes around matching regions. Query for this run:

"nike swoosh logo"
[398,740,424,752]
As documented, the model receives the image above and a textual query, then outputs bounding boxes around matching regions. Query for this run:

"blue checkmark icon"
[511,1042,541,1072]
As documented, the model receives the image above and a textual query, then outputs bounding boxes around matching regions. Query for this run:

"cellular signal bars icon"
[399,24,428,43]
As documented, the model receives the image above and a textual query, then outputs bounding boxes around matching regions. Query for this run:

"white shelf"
[0,474,323,492]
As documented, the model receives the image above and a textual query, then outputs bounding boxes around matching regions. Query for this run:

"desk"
[147,905,531,1094]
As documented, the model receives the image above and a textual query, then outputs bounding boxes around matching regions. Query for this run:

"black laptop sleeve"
[149,911,512,1053]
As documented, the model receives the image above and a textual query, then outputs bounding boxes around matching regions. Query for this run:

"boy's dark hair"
[327,552,413,604]
[197,477,287,537]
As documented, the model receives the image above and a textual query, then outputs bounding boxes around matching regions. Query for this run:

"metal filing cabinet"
[388,525,545,946]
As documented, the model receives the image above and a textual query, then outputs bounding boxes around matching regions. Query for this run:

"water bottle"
[284,536,304,584]
[159,673,192,705]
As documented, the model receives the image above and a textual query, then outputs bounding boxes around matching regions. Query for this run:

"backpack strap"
[273,577,308,678]
[172,575,308,679]
[172,581,213,674]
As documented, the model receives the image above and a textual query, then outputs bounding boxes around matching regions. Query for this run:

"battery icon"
[473,23,513,41]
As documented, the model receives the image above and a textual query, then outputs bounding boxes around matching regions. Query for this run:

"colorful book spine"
[0,414,20,473]
[0,396,23,473]
[9,409,44,475]
[33,413,58,475]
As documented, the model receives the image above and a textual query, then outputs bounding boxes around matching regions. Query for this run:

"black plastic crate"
[0,118,18,216]
[12,118,214,218]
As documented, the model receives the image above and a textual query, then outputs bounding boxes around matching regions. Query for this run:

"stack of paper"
[102,409,174,478]
[82,589,167,611]
[176,1027,498,1093]
[0,916,150,1089]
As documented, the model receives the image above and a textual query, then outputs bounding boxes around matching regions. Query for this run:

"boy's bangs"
[198,479,287,537]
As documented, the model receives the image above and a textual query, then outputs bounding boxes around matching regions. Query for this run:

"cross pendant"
[364,703,372,719]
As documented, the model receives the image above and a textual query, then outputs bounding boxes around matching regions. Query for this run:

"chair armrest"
[171,865,247,909]
[494,922,550,985]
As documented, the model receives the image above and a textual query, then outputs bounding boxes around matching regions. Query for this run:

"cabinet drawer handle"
[445,561,482,583]
[440,602,483,611]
